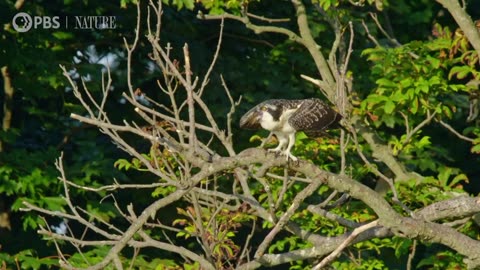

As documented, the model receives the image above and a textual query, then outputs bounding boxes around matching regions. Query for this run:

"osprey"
[240,98,341,161]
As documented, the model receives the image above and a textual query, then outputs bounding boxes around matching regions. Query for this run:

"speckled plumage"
[240,98,341,161]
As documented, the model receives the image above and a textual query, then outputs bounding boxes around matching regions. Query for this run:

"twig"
[246,13,290,23]
[124,1,142,98]
[312,220,380,269]
[406,240,417,270]
[254,180,322,258]
[367,13,419,59]
[122,92,215,133]
[40,217,71,265]
[250,173,277,218]
[437,119,475,143]
[200,13,305,46]
[300,74,332,99]
[369,12,401,47]
[221,74,242,146]
[307,204,360,228]
[317,190,338,208]
[183,44,197,151]
[361,19,381,47]
[401,110,437,148]
[237,218,256,267]
[135,230,215,269]
[338,21,355,113]
[274,168,290,209]
[37,227,117,246]
[198,17,224,97]
[350,125,412,215]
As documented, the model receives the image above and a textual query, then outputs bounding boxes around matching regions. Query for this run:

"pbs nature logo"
[12,12,32,32]
[12,12,60,32]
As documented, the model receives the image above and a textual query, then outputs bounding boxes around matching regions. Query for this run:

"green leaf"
[382,114,396,128]
[183,0,194,10]
[471,144,480,153]
[449,66,471,80]
[400,78,413,88]
[184,262,200,270]
[411,97,419,114]
[438,167,452,183]
[52,31,74,40]
[114,159,132,171]
[43,196,67,211]
[442,105,453,118]
[296,131,308,141]
[427,55,441,69]
[249,134,263,143]
[384,100,395,114]
[450,173,468,187]
[376,78,397,88]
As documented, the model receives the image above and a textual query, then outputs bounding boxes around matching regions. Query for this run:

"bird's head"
[240,101,282,130]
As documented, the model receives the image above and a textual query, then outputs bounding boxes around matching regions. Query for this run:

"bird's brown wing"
[288,98,341,132]
[239,99,304,130]
[239,101,265,130]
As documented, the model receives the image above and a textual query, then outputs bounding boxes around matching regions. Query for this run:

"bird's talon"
[287,155,298,165]
[268,148,282,157]
[294,158,300,166]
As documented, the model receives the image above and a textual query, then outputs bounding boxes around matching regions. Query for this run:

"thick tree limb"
[436,0,480,59]
[291,0,336,93]
[1,66,14,152]
[351,115,422,182]
[417,196,480,221]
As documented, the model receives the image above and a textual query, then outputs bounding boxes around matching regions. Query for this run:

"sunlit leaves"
[0,249,57,270]
[397,167,468,208]
[114,158,134,171]
[449,65,475,80]
[389,133,431,157]
[359,29,479,180]
[268,235,304,253]
[164,0,195,11]
[315,0,340,11]
[172,205,250,267]
[52,31,74,40]
[361,41,465,128]
[417,249,464,269]
[332,257,386,270]
[165,0,253,14]
[437,166,468,189]
[313,0,387,11]
[152,185,176,197]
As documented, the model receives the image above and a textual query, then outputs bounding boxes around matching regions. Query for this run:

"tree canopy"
[1,0,480,269]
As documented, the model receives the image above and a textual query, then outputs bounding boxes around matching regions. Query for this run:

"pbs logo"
[12,12,60,32]
[12,12,32,32]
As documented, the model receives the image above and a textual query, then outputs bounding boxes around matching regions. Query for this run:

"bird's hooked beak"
[240,109,263,130]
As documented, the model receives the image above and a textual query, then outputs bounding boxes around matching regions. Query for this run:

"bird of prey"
[240,98,342,161]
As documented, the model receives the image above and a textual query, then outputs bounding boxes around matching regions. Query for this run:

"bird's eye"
[261,106,267,111]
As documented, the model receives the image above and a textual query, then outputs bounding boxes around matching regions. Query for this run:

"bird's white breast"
[259,112,278,130]
[260,107,297,134]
